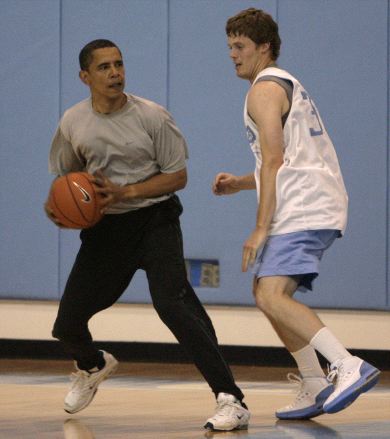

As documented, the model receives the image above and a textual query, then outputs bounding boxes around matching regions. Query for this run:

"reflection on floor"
[0,359,389,438]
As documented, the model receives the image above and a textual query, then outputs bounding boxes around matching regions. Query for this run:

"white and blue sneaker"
[323,356,380,414]
[204,393,250,431]
[276,373,334,420]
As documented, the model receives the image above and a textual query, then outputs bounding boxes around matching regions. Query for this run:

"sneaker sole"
[204,421,249,431]
[276,385,333,420]
[276,408,324,420]
[64,360,118,414]
[323,363,380,414]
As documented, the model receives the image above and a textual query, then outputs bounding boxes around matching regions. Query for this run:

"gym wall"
[0,0,389,312]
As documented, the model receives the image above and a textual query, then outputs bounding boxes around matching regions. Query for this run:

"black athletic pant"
[52,195,244,401]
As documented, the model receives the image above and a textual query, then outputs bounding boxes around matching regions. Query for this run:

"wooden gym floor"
[0,359,389,438]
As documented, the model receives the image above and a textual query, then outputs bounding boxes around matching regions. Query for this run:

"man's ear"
[79,70,89,86]
[259,42,271,54]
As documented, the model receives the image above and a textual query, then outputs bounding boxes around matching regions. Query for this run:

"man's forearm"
[124,169,187,199]
[237,173,257,190]
[256,164,279,230]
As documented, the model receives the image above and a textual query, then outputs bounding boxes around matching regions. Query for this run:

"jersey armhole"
[254,76,294,127]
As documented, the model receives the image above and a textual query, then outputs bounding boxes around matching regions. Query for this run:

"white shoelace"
[326,362,352,387]
[286,373,309,404]
[287,372,303,385]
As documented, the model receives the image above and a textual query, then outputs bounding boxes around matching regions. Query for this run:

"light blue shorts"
[251,229,341,291]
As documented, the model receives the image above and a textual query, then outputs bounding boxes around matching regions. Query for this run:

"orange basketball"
[48,172,103,229]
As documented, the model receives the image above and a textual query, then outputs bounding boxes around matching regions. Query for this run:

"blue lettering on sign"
[301,91,324,137]
[246,125,256,144]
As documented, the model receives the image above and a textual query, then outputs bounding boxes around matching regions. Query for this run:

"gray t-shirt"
[49,94,189,213]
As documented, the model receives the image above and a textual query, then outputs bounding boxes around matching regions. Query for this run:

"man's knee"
[253,280,287,317]
[152,288,187,322]
[254,285,275,315]
[151,280,202,328]
[52,316,89,344]
[52,317,74,342]
[255,277,300,320]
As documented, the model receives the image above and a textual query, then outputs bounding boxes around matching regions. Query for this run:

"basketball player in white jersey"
[212,8,380,420]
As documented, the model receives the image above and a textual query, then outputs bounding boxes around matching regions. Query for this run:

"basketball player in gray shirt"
[44,39,249,431]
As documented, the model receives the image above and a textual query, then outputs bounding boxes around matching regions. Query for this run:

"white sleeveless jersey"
[244,67,348,235]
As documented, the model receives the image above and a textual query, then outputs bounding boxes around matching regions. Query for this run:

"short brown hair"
[226,8,281,60]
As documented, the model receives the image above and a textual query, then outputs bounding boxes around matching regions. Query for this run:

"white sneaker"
[323,356,380,414]
[64,351,118,414]
[276,373,333,420]
[204,393,250,431]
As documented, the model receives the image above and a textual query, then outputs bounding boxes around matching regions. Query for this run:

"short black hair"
[79,39,122,71]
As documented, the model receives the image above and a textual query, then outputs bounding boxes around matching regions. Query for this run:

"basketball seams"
[65,174,91,225]
[77,172,102,226]
[91,180,101,226]
[50,185,85,228]
[84,173,102,226]
[48,172,102,229]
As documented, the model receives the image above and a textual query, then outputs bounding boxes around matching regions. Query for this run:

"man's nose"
[109,65,120,76]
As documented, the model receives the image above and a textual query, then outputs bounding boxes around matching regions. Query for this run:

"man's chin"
[107,90,125,99]
[108,86,124,93]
